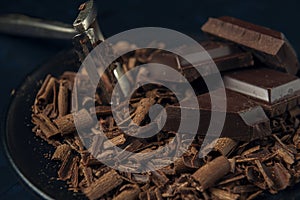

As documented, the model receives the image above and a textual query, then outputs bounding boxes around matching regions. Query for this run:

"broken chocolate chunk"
[147,41,254,82]
[164,89,271,141]
[224,68,300,117]
[201,16,300,74]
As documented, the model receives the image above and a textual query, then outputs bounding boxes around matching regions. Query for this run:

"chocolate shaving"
[92,105,112,116]
[210,188,240,200]
[57,80,69,117]
[131,90,157,127]
[192,156,231,191]
[32,114,59,138]
[103,134,126,149]
[174,157,194,174]
[150,169,169,187]
[52,144,71,161]
[268,163,291,191]
[34,75,56,111]
[82,164,93,187]
[254,160,275,191]
[54,114,76,135]
[54,109,93,135]
[113,184,140,200]
[232,185,259,194]
[210,137,238,157]
[58,151,77,181]
[217,174,246,186]
[70,159,79,191]
[83,170,123,199]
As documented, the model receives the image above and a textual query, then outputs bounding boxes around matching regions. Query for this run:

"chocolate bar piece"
[224,68,300,116]
[163,89,271,141]
[148,41,253,82]
[183,41,254,82]
[201,16,300,75]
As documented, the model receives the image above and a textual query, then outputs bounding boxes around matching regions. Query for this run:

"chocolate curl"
[192,156,231,191]
[54,109,94,135]
[32,114,60,138]
[58,80,69,117]
[83,170,123,200]
[113,184,140,200]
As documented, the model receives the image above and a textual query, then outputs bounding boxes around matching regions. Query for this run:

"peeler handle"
[0,14,78,40]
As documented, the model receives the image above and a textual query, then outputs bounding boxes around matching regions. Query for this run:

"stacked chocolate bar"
[31,17,300,200]
[164,16,300,141]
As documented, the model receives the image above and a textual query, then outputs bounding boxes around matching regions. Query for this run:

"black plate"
[3,49,300,200]
[2,49,87,199]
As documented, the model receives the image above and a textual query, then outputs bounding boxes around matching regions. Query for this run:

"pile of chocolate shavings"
[31,51,300,200]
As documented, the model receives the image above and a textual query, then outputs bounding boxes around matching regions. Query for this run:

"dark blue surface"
[1,0,300,199]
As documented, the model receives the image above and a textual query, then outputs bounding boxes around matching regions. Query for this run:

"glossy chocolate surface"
[201,16,300,74]
[164,89,271,141]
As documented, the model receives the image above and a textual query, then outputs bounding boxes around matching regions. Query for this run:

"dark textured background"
[1,0,300,199]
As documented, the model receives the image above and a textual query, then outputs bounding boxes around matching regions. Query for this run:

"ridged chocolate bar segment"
[163,89,271,141]
[201,16,299,74]
[147,41,253,82]
[224,68,300,117]
[224,68,300,103]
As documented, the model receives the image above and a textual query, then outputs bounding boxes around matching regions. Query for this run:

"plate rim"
[1,49,78,200]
